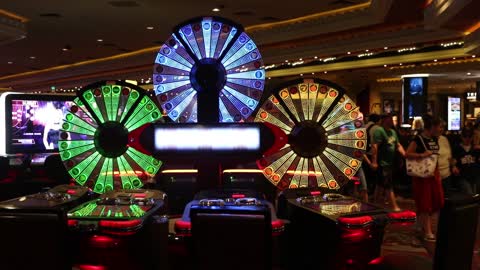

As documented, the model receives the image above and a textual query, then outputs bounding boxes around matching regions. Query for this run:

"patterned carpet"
[381,197,480,269]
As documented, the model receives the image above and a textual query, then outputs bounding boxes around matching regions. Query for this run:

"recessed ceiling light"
[324,71,328,74]
[97,39,103,42]
[268,77,271,79]
[311,72,315,75]
[384,64,387,67]
[285,60,289,63]
[347,52,351,54]
[212,7,220,12]
[384,47,388,50]
[314,56,318,59]
[453,57,456,60]
[29,56,36,59]
[467,72,472,75]
[300,74,303,76]
[434,59,438,62]
[146,26,154,30]
[399,63,402,65]
[299,58,303,61]
[365,49,369,52]
[7,61,13,64]
[473,55,477,58]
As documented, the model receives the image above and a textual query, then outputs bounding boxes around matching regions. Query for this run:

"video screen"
[447,97,461,131]
[10,99,74,153]
[402,77,427,121]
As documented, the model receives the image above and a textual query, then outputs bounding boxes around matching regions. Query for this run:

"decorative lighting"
[300,74,303,76]
[384,47,388,50]
[146,26,154,30]
[440,41,463,47]
[323,57,336,62]
[434,59,438,62]
[7,61,13,64]
[347,52,351,55]
[299,58,303,61]
[268,77,271,79]
[264,64,275,70]
[358,52,373,58]
[29,56,36,59]
[284,60,289,63]
[453,57,456,60]
[399,63,402,65]
[324,71,328,74]
[384,64,387,67]
[365,49,369,52]
[97,39,103,42]
[397,47,416,53]
[311,72,315,75]
[314,56,318,59]
[212,7,221,12]
[291,60,304,66]
[467,72,472,75]
[473,55,476,58]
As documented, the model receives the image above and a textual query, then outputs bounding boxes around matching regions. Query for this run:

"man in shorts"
[372,115,406,211]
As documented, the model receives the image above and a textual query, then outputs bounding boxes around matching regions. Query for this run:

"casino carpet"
[381,197,480,269]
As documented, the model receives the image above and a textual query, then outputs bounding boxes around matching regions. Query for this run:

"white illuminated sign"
[154,126,260,151]
[447,97,461,131]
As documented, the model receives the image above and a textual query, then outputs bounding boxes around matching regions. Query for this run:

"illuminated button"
[345,103,353,110]
[130,91,139,99]
[112,86,121,94]
[151,111,160,119]
[102,87,111,95]
[309,84,318,92]
[329,91,337,97]
[66,113,74,121]
[62,123,70,130]
[70,105,79,113]
[60,142,68,149]
[62,151,71,159]
[122,87,130,95]
[71,168,80,175]
[94,88,102,96]
[259,111,268,119]
[84,92,93,100]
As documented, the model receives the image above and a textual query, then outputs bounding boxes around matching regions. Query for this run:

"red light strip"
[338,216,373,226]
[99,219,142,229]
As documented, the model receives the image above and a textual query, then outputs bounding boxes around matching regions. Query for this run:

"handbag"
[406,136,438,178]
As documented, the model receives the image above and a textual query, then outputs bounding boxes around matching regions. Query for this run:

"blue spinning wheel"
[154,17,265,123]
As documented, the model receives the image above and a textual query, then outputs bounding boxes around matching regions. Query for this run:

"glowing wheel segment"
[59,81,163,193]
[255,79,366,190]
[154,17,265,123]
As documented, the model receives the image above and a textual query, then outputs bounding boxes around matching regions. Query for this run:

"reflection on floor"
[382,197,480,269]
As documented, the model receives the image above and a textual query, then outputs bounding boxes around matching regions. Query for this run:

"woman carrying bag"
[406,115,444,241]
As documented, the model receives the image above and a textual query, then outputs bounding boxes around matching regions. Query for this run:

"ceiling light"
[347,52,351,54]
[285,60,289,63]
[453,57,456,60]
[314,56,318,59]
[473,55,476,58]
[365,49,369,52]
[29,56,36,59]
[399,63,402,65]
[146,26,154,30]
[212,7,221,12]
[62,45,71,51]
[384,47,388,50]
[299,58,302,61]
[434,59,437,62]
[7,61,13,64]
[300,74,303,76]
[268,77,271,79]
[324,71,328,74]
[97,39,103,42]
[467,72,472,75]
[384,64,387,67]
[311,72,315,75]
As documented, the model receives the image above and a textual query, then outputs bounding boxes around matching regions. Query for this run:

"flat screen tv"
[0,93,74,154]
[402,77,428,122]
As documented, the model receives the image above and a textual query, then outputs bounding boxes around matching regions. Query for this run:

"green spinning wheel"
[59,81,163,193]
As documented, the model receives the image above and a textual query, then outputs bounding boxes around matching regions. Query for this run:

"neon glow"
[255,79,366,190]
[161,169,198,174]
[154,126,260,151]
[59,82,163,193]
[154,17,265,123]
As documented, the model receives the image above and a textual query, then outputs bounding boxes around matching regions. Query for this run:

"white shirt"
[437,135,452,179]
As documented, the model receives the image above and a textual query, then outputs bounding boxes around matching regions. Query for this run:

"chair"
[190,205,272,270]
[373,194,480,270]
[44,154,71,185]
[0,209,70,270]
